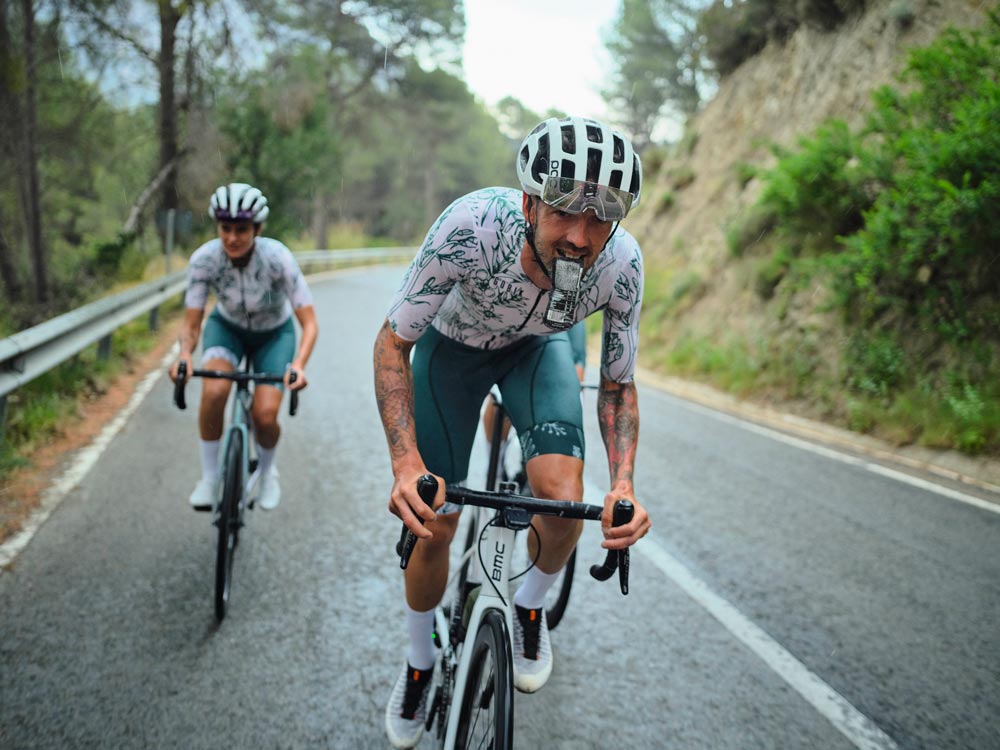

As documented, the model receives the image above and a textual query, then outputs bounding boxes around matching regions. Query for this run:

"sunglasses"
[540,176,634,221]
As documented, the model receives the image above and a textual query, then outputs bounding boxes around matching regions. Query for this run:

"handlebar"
[395,475,632,594]
[173,360,299,416]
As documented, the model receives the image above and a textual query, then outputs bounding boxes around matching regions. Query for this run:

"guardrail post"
[0,394,7,448]
[97,335,112,360]
[149,306,159,331]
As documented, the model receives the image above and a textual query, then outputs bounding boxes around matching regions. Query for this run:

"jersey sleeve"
[386,198,480,341]
[599,243,643,383]
[279,245,314,309]
[183,243,214,310]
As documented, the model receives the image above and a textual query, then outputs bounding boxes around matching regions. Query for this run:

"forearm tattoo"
[373,322,418,464]
[597,381,639,486]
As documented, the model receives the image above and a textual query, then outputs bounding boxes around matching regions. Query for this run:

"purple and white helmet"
[208,183,270,224]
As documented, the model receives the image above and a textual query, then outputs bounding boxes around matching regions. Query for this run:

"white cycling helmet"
[516,116,642,219]
[208,183,270,224]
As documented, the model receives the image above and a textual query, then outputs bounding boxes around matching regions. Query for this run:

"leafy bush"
[725,204,777,256]
[759,120,869,246]
[657,191,676,214]
[837,14,1000,338]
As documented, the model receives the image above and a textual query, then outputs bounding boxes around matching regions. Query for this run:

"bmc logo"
[491,541,506,582]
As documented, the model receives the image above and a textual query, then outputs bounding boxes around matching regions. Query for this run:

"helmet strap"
[525,197,552,281]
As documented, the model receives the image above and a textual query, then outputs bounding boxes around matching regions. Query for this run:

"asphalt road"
[1,265,998,750]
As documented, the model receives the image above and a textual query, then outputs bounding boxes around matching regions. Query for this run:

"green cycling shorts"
[201,309,296,389]
[411,325,584,486]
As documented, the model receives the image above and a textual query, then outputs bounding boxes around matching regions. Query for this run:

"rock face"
[630,0,990,362]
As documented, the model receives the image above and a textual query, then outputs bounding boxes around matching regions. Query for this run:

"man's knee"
[526,455,583,501]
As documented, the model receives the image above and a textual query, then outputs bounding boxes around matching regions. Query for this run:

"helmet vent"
[560,124,576,154]
[613,135,625,163]
[586,124,603,143]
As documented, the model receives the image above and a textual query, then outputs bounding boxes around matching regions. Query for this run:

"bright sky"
[462,0,620,122]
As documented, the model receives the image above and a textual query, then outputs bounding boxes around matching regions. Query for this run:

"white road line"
[0,348,176,571]
[582,475,899,749]
[611,529,899,749]
[668,395,1000,515]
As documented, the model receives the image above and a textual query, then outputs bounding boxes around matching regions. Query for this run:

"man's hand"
[600,482,650,550]
[389,467,445,539]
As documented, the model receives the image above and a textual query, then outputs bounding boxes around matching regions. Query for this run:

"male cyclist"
[374,116,651,749]
[169,183,318,511]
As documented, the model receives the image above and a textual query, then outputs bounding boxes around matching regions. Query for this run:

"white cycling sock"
[513,566,563,610]
[199,439,220,480]
[405,604,436,671]
[257,444,276,476]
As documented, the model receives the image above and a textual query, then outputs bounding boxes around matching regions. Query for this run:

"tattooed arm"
[597,376,651,549]
[373,319,442,537]
[169,308,206,383]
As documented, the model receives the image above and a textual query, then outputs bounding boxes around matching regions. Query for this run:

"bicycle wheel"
[454,608,513,750]
[214,431,242,621]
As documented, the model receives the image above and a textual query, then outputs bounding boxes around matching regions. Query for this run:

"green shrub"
[735,161,757,187]
[759,120,869,244]
[846,332,905,397]
[725,205,777,257]
[657,191,676,214]
[754,247,792,300]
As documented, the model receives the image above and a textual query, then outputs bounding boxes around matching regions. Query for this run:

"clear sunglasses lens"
[541,177,633,221]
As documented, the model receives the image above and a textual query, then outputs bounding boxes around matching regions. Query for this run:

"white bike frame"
[435,512,517,749]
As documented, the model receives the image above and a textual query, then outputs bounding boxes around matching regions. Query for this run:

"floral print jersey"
[184,237,313,331]
[387,187,643,383]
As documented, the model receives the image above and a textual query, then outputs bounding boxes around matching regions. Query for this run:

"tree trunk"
[19,0,47,304]
[0,219,23,305]
[158,1,181,252]
[311,189,329,249]
[0,2,23,304]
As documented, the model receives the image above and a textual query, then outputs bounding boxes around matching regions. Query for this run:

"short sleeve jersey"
[184,237,313,331]
[387,187,643,383]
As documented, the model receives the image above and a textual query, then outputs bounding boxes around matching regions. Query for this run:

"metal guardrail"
[0,271,188,400]
[0,245,416,441]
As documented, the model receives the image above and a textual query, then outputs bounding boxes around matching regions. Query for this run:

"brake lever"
[589,500,634,595]
[174,360,187,410]
[396,474,438,569]
[288,370,299,416]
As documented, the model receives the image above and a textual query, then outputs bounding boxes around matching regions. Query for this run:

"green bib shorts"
[201,309,296,389]
[412,326,584,488]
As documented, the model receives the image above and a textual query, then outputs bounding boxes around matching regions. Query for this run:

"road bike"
[396,475,632,749]
[173,360,298,621]
[464,384,597,630]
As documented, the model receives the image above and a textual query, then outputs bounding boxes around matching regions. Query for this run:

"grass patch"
[0,298,183,484]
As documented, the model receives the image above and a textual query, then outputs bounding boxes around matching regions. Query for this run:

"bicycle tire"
[214,431,242,621]
[454,608,513,750]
